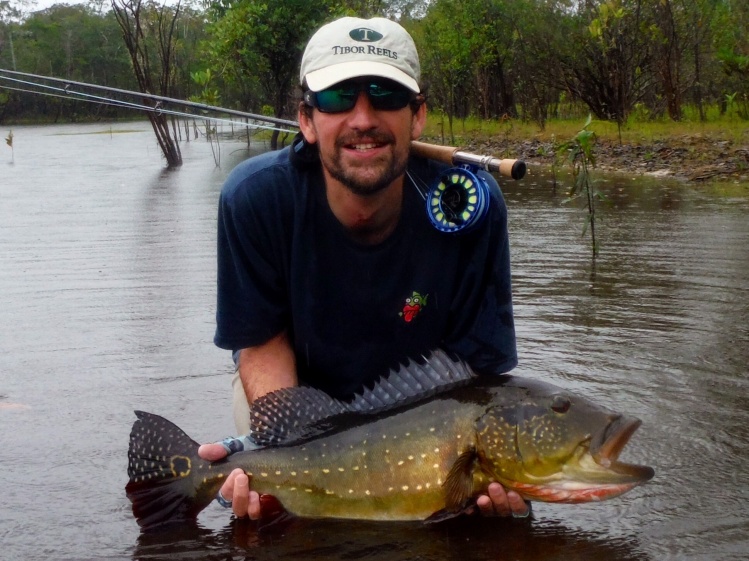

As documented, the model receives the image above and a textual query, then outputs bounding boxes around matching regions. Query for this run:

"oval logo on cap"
[349,27,383,42]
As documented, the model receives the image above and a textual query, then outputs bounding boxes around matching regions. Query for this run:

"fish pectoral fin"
[443,447,479,511]
[423,501,479,524]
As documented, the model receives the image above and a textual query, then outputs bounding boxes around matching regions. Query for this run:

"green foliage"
[201,0,338,119]
[2,0,749,130]
[189,69,221,106]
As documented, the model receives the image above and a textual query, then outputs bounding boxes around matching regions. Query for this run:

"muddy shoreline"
[434,135,749,184]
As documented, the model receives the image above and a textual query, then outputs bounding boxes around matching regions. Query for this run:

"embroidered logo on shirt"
[399,291,428,323]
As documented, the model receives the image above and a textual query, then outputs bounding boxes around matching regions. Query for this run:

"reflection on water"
[1,123,748,560]
[132,516,651,561]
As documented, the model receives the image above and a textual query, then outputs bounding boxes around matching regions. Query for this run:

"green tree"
[714,0,749,118]
[561,0,653,127]
[415,0,475,141]
[507,0,569,129]
[202,0,336,148]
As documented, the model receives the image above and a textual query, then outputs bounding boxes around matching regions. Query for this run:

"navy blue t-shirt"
[214,143,517,398]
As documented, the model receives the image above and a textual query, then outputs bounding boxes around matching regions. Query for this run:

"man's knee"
[232,368,251,434]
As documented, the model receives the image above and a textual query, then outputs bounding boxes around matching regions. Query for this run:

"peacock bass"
[126,350,654,529]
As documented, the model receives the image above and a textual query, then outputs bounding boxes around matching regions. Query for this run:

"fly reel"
[426,165,490,234]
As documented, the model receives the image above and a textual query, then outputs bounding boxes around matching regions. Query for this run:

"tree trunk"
[112,0,182,167]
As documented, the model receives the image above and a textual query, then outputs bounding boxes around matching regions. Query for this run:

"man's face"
[299,79,426,197]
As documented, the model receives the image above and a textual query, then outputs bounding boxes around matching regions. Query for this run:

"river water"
[1,122,747,561]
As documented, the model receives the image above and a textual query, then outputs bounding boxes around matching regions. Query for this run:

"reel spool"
[426,165,490,234]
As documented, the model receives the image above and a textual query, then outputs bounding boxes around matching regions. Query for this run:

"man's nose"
[347,91,379,128]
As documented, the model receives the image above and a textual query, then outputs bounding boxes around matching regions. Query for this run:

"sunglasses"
[304,80,416,114]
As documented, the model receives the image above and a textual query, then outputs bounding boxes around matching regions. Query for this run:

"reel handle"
[411,141,527,180]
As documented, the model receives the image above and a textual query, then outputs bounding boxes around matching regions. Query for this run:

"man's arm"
[198,331,297,519]
[236,330,298,404]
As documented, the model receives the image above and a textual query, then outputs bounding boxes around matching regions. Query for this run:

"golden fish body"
[230,399,478,520]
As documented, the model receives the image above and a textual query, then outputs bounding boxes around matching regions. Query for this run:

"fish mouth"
[587,415,655,482]
[506,415,654,504]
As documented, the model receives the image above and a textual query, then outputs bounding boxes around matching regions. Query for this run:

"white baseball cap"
[300,17,421,93]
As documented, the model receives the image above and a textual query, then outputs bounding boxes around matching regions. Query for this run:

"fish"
[126,350,654,529]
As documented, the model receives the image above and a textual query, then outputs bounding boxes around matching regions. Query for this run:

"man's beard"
[322,132,409,197]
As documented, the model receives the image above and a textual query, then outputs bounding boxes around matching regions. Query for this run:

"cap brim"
[305,61,420,93]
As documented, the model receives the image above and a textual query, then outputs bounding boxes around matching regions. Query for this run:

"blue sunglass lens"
[308,82,413,113]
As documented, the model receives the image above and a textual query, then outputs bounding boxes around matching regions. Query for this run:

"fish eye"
[551,395,571,414]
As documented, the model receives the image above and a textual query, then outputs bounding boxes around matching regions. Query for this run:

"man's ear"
[411,101,427,140]
[298,103,318,145]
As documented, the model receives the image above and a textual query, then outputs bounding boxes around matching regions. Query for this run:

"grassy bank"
[421,109,749,184]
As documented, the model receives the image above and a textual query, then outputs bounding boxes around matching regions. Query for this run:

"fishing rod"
[0,80,296,135]
[1,68,527,233]
[0,68,298,129]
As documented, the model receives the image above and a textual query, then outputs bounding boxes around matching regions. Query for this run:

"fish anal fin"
[443,447,479,512]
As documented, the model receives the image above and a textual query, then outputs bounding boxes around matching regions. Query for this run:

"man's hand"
[198,443,261,520]
[476,482,531,518]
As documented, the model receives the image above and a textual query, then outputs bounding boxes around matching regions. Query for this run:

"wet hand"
[220,468,262,519]
[476,482,531,518]
[197,440,263,520]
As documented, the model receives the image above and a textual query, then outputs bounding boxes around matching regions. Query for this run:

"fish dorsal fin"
[250,349,476,446]
[250,386,349,446]
[347,349,477,413]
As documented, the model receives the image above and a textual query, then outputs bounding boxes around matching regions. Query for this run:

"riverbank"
[422,118,749,184]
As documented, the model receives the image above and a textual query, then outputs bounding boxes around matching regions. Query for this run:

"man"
[198,16,530,520]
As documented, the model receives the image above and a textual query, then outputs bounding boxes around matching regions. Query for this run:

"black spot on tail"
[126,411,212,530]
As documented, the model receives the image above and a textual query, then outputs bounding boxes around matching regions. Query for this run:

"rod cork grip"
[410,141,459,165]
[500,159,527,180]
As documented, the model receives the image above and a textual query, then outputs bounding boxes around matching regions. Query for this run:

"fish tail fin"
[126,410,223,529]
